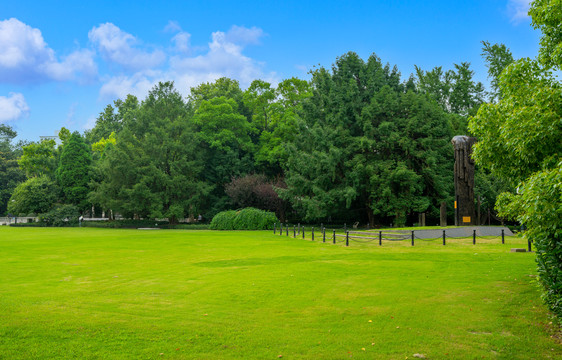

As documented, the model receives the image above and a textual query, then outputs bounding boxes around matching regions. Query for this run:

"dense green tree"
[85,95,139,144]
[90,82,210,222]
[191,95,255,215]
[0,125,26,215]
[469,0,562,321]
[56,132,92,211]
[253,78,311,176]
[7,175,59,215]
[415,62,485,134]
[18,139,57,178]
[244,79,276,131]
[282,52,453,226]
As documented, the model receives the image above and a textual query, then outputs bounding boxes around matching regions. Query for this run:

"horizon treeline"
[1,49,512,226]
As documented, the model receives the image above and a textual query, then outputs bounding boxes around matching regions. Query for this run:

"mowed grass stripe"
[0,227,560,359]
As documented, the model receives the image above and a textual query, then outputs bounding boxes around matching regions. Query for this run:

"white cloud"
[225,25,265,46]
[172,32,191,53]
[507,0,531,22]
[0,92,29,123]
[99,69,165,100]
[89,23,166,71]
[99,25,277,101]
[170,27,274,88]
[0,18,97,83]
[164,21,182,33]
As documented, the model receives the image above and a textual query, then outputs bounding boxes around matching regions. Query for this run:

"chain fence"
[272,223,531,250]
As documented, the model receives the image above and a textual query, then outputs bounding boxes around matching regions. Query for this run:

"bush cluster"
[82,220,209,230]
[41,204,80,227]
[210,208,278,230]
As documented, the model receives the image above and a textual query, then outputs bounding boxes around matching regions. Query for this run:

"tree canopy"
[469,0,562,321]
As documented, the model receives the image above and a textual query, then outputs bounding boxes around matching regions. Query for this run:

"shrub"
[225,174,288,221]
[41,204,80,227]
[210,208,278,230]
[209,210,238,230]
[8,176,59,216]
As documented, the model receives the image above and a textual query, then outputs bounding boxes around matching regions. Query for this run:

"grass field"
[0,227,560,359]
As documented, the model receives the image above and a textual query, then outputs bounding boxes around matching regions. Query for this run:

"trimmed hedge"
[82,221,209,230]
[210,208,278,230]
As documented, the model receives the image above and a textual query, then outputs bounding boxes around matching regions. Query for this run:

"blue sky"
[1,0,539,141]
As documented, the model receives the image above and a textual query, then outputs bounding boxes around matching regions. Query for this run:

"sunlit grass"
[0,227,560,359]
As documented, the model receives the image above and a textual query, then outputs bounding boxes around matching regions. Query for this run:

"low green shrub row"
[210,208,278,230]
[82,221,209,229]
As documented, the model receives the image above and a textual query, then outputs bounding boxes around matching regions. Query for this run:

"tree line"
[2,47,511,227]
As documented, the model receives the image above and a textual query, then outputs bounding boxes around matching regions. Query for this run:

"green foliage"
[90,82,211,223]
[40,204,80,227]
[282,52,453,226]
[530,0,562,69]
[191,83,255,216]
[225,174,287,221]
[470,0,562,321]
[209,210,238,230]
[481,41,514,102]
[18,139,57,178]
[0,125,26,215]
[415,62,485,118]
[470,58,562,187]
[8,175,59,215]
[56,132,92,211]
[210,208,278,230]
[85,95,139,145]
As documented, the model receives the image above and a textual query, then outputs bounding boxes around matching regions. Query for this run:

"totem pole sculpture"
[452,135,477,226]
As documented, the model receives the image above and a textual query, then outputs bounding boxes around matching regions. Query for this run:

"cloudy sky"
[1,0,538,141]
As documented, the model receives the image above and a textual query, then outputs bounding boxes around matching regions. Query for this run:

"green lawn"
[0,227,560,359]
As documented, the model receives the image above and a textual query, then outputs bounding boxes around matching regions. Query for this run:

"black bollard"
[312,227,315,241]
[274,223,276,234]
[528,239,532,252]
[286,224,289,236]
[473,229,476,245]
[346,231,349,247]
[298,223,300,235]
[302,227,305,239]
[443,230,446,246]
[323,228,326,242]
[502,229,505,244]
[293,225,296,238]
[379,231,382,246]
[411,230,414,246]
[333,229,336,244]
[280,223,283,236]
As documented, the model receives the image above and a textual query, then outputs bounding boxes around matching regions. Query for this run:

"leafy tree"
[56,132,92,211]
[18,139,57,178]
[91,82,211,222]
[244,79,276,131]
[85,95,139,144]
[191,95,255,215]
[469,0,562,321]
[252,78,312,176]
[8,175,59,215]
[481,41,515,102]
[225,174,288,221]
[0,125,26,215]
[530,0,562,69]
[415,62,485,134]
[282,52,453,226]
[41,204,80,226]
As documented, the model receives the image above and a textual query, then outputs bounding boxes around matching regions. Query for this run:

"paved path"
[392,226,514,239]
